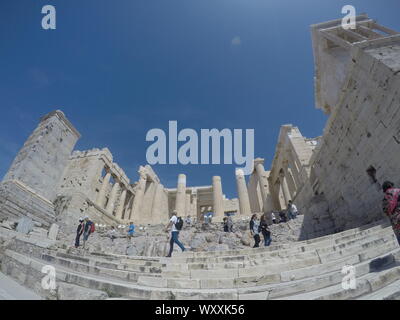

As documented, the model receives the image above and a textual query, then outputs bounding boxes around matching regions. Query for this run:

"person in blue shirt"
[127,222,135,241]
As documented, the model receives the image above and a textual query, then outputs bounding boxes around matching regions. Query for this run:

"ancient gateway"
[1,15,400,300]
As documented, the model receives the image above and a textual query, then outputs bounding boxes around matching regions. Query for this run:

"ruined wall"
[300,36,400,239]
[3,110,80,202]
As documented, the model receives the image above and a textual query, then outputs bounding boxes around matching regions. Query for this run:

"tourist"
[382,181,400,246]
[287,200,298,220]
[271,212,278,224]
[279,211,287,223]
[223,217,229,232]
[82,216,94,249]
[227,214,234,232]
[165,210,185,257]
[107,226,117,242]
[249,214,261,248]
[260,214,272,246]
[127,222,135,241]
[185,215,192,226]
[74,218,85,248]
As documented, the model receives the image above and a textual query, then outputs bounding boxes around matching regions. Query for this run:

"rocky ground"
[55,215,304,257]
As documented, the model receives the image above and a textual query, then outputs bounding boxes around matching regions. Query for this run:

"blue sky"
[0,0,399,198]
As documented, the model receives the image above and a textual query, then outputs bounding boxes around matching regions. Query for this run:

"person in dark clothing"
[82,217,94,249]
[249,214,261,248]
[382,181,400,245]
[75,218,84,248]
[279,211,287,223]
[260,214,272,247]
[223,217,229,232]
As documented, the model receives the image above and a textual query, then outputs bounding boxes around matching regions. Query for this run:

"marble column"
[116,188,127,220]
[175,174,186,217]
[106,180,120,213]
[97,170,111,208]
[280,172,291,207]
[288,153,301,188]
[185,193,191,217]
[255,161,269,213]
[192,189,198,220]
[130,172,147,221]
[236,169,251,216]
[212,176,224,221]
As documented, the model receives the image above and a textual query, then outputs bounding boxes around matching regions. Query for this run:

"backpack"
[175,217,183,231]
[90,222,95,234]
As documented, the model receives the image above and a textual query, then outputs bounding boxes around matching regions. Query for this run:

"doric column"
[288,153,301,187]
[116,188,127,220]
[192,189,198,220]
[255,160,269,213]
[212,176,224,221]
[97,169,111,208]
[185,193,191,217]
[279,171,291,207]
[130,172,147,220]
[106,180,120,213]
[175,174,186,217]
[236,169,251,216]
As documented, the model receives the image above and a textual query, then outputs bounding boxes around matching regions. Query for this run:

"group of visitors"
[75,216,95,249]
[249,213,272,247]
[223,215,234,232]
[74,180,400,257]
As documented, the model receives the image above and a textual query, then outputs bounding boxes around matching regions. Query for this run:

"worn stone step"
[358,279,400,300]
[278,264,400,300]
[167,225,393,263]
[1,250,239,300]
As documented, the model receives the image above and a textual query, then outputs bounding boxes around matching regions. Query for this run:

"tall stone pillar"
[236,169,251,216]
[175,174,186,217]
[255,160,269,213]
[212,176,224,221]
[97,170,111,208]
[192,189,198,220]
[116,188,127,220]
[280,172,291,207]
[130,172,147,221]
[185,194,191,217]
[106,180,120,213]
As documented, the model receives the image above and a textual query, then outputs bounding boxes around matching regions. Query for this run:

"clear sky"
[0,0,399,198]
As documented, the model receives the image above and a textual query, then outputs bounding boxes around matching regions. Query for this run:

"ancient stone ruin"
[0,15,400,300]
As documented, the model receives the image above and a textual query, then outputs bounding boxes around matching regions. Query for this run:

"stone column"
[236,169,251,216]
[255,160,269,213]
[116,188,127,220]
[130,172,147,221]
[185,194,191,217]
[97,170,111,208]
[106,180,120,213]
[212,176,224,221]
[192,189,198,220]
[280,172,291,207]
[288,154,301,187]
[175,174,186,217]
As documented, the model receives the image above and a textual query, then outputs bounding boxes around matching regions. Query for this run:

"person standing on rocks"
[382,181,400,245]
[287,200,298,220]
[82,216,94,249]
[165,210,185,257]
[249,214,261,248]
[227,214,234,232]
[127,222,135,241]
[223,217,229,232]
[260,214,272,247]
[74,218,85,248]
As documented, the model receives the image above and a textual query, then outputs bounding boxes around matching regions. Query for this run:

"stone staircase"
[1,219,399,300]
